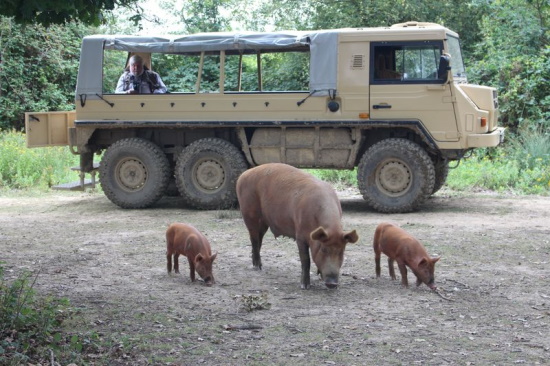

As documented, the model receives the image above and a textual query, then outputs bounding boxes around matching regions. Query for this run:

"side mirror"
[438,54,451,83]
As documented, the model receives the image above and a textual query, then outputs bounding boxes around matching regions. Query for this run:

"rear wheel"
[357,138,435,213]
[99,138,170,209]
[175,138,248,209]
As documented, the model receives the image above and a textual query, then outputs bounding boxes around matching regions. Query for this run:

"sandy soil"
[1,188,549,365]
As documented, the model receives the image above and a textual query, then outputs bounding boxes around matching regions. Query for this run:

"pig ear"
[310,227,328,241]
[418,258,428,267]
[344,230,359,244]
[432,256,441,263]
[195,253,204,262]
[210,251,217,262]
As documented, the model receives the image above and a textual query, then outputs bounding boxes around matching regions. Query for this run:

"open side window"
[102,48,310,94]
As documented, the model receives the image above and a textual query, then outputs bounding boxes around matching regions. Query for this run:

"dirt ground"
[1,188,549,365]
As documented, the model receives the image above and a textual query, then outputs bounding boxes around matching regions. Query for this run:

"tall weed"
[447,130,550,195]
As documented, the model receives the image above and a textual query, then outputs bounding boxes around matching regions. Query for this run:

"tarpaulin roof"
[76,30,338,96]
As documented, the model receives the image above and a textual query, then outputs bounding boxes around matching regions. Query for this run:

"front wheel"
[357,139,435,213]
[175,138,248,209]
[432,158,450,194]
[99,138,170,208]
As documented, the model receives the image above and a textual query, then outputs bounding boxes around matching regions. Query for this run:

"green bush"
[446,130,550,195]
[0,262,109,364]
[0,130,79,190]
[446,155,521,192]
[0,17,88,130]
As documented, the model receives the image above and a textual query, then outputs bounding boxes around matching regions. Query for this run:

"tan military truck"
[25,21,504,213]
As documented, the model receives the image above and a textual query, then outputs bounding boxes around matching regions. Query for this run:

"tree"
[468,0,549,132]
[0,17,89,130]
[0,0,140,26]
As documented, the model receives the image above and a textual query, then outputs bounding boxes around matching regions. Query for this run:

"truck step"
[52,179,96,191]
[53,163,100,191]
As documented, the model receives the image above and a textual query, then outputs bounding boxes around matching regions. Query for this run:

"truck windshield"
[446,35,467,82]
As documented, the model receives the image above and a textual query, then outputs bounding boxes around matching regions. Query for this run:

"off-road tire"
[175,138,248,210]
[357,138,435,213]
[99,138,170,209]
[432,159,449,194]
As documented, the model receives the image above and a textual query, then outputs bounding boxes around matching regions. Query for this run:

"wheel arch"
[355,121,439,166]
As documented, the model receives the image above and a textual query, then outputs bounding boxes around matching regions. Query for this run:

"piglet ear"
[210,251,217,262]
[344,230,359,244]
[418,258,428,267]
[195,253,204,262]
[432,256,441,263]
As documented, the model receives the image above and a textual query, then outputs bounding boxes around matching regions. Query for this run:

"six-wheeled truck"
[25,21,504,213]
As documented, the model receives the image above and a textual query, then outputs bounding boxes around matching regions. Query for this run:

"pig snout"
[323,274,339,289]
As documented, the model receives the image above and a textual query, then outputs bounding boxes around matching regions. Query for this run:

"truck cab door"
[369,41,459,143]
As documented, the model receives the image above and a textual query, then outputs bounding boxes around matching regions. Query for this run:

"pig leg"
[397,261,409,287]
[174,254,180,274]
[250,222,268,270]
[388,258,396,280]
[297,240,311,289]
[375,251,382,278]
[373,227,382,278]
[167,252,173,273]
[187,257,196,282]
[416,276,422,287]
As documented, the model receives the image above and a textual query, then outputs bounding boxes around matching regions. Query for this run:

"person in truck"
[115,54,167,94]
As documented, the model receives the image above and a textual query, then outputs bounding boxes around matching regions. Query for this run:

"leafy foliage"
[467,0,549,133]
[0,17,90,130]
[181,0,231,33]
[0,263,68,363]
[0,0,140,26]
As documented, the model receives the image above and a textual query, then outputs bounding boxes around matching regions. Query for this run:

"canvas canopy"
[76,30,338,97]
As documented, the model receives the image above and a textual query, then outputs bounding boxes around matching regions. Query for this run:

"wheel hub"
[116,159,147,191]
[377,161,411,195]
[194,160,225,191]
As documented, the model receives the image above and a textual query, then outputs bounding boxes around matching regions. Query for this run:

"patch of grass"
[447,135,550,195]
[306,168,357,189]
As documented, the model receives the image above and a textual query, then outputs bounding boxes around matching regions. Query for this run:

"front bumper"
[467,127,505,148]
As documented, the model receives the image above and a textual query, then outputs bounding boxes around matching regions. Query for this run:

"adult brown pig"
[166,223,217,286]
[236,163,359,289]
[373,222,440,290]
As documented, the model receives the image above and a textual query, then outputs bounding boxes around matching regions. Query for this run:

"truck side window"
[372,42,443,84]
[224,51,309,93]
